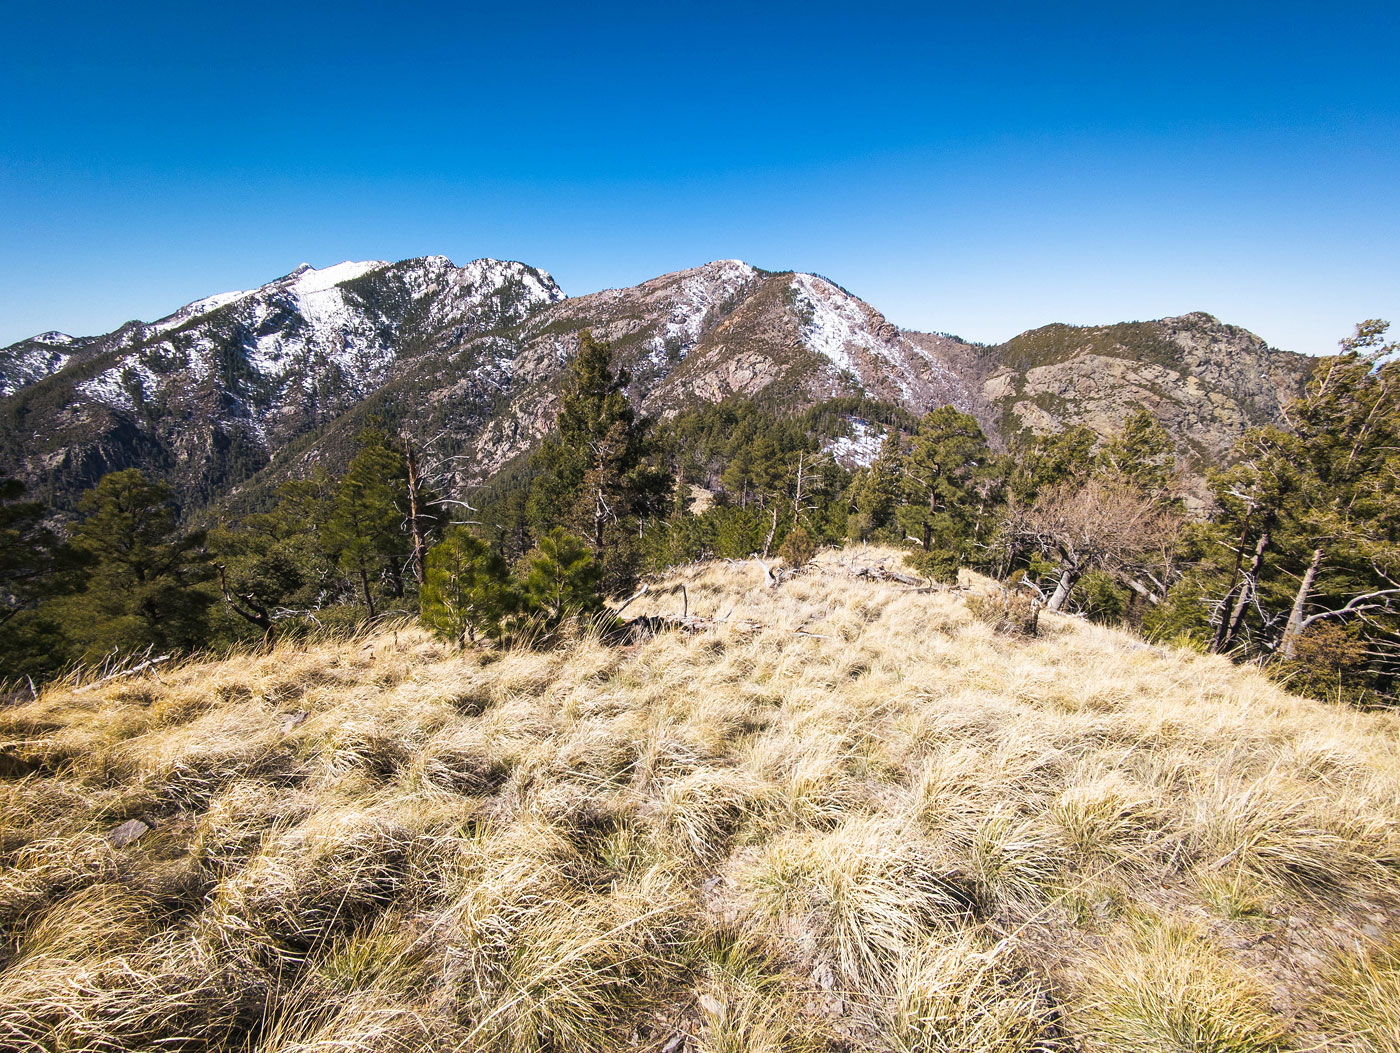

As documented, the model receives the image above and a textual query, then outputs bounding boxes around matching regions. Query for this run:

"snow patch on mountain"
[60,257,558,429]
[790,274,870,376]
[790,273,958,403]
[648,259,756,366]
[288,259,388,294]
[825,417,886,468]
[77,355,162,411]
[1,343,73,396]
[151,289,253,335]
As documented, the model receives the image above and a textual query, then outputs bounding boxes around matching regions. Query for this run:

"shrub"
[776,525,816,567]
[967,584,1041,637]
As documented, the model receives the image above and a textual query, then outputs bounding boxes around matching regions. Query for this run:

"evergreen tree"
[63,470,214,660]
[1148,320,1400,699]
[208,476,339,634]
[421,528,516,645]
[1101,408,1177,498]
[0,480,78,681]
[0,479,70,627]
[850,433,904,542]
[1008,425,1098,503]
[527,332,671,592]
[522,527,604,626]
[323,429,413,618]
[898,407,1002,581]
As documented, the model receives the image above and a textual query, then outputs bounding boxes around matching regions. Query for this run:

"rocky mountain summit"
[981,312,1310,464]
[0,255,1312,514]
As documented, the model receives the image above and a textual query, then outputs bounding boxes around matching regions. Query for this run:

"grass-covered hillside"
[2,548,1398,1052]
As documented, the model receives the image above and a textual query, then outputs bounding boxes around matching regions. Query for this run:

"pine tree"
[527,332,671,592]
[420,528,516,645]
[208,476,339,633]
[850,433,904,542]
[0,480,78,681]
[0,479,69,627]
[898,407,1002,582]
[323,429,412,618]
[522,527,604,626]
[63,470,214,660]
[1101,408,1177,498]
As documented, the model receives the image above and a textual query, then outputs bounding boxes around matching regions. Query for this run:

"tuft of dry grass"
[1075,920,1290,1052]
[1314,936,1400,1052]
[891,931,1058,1053]
[0,546,1396,1050]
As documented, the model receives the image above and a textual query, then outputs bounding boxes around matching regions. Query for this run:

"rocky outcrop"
[978,313,1311,466]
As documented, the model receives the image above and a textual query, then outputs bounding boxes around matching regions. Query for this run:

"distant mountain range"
[0,256,1313,515]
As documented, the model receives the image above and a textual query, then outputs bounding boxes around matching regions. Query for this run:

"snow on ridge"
[789,273,958,400]
[790,273,872,375]
[77,355,161,411]
[824,417,887,468]
[287,259,390,295]
[1,344,73,396]
[151,289,253,335]
[34,331,74,346]
[647,260,756,366]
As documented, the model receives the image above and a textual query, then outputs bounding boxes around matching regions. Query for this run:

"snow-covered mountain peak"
[34,331,74,346]
[283,259,390,295]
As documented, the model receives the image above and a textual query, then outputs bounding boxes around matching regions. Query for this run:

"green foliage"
[61,469,214,661]
[208,476,340,635]
[522,528,604,626]
[323,429,412,618]
[0,479,83,680]
[421,528,517,645]
[1009,425,1098,502]
[776,525,816,567]
[1077,570,1130,625]
[527,331,672,593]
[1101,408,1177,497]
[851,437,904,543]
[898,407,1004,584]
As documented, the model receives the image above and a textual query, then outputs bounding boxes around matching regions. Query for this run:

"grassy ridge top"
[2,548,1398,1052]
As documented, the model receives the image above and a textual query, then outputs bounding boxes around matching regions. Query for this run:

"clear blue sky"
[3,1,1397,354]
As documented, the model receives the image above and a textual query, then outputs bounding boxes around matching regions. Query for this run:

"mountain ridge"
[0,255,1313,514]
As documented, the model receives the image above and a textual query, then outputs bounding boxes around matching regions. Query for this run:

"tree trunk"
[217,566,272,633]
[1209,517,1254,653]
[1279,546,1323,659]
[1046,567,1079,612]
[761,505,779,560]
[403,436,428,587]
[359,565,377,619]
[1217,531,1269,654]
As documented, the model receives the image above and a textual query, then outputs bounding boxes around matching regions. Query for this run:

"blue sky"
[3,1,1397,354]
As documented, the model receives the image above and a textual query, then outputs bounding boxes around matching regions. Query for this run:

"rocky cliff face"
[0,257,1313,515]
[978,313,1311,466]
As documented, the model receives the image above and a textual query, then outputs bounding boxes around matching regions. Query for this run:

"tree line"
[2,324,1395,704]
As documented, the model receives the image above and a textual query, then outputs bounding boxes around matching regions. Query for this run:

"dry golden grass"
[1,545,1398,1051]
